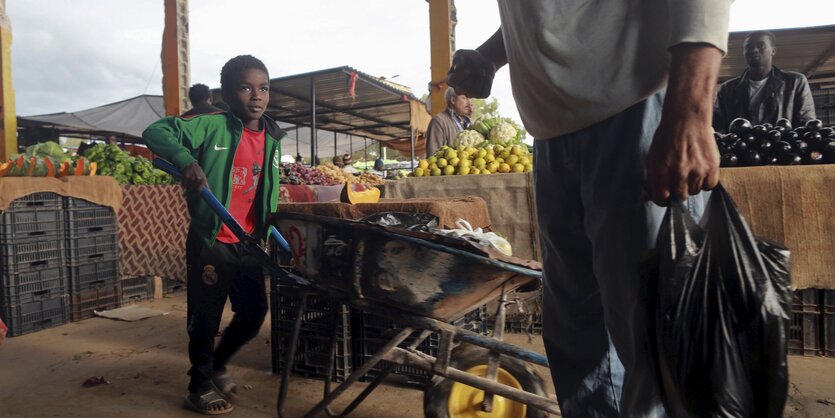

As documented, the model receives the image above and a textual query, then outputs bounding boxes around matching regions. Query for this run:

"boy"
[143,55,284,415]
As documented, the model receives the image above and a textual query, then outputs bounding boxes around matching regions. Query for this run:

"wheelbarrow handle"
[153,158,291,253]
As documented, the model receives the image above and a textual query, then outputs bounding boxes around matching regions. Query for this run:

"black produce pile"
[716,118,835,167]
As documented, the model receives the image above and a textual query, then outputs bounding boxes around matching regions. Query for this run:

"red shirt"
[216,128,265,244]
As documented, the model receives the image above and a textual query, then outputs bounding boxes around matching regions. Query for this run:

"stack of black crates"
[63,197,121,322]
[270,278,488,385]
[0,193,69,336]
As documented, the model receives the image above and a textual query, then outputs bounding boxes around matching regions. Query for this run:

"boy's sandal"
[212,371,240,402]
[184,389,233,415]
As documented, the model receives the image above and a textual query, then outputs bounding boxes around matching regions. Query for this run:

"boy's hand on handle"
[446,49,497,99]
[182,162,209,192]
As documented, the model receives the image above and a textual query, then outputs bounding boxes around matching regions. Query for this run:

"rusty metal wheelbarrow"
[271,212,561,418]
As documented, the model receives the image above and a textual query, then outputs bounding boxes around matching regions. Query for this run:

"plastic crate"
[504,290,543,335]
[120,276,153,302]
[9,192,62,211]
[70,283,121,322]
[0,237,65,275]
[163,278,184,294]
[0,207,63,242]
[63,197,104,209]
[1,294,69,337]
[66,230,119,262]
[1,266,67,306]
[789,289,821,356]
[65,207,117,236]
[824,290,835,357]
[68,258,119,293]
[270,284,352,382]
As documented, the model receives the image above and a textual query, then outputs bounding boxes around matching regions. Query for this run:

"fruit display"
[280,162,338,186]
[0,141,95,177]
[412,143,533,177]
[717,118,835,167]
[83,143,172,185]
[280,162,385,186]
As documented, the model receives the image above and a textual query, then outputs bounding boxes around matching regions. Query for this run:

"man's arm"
[794,75,817,124]
[446,28,507,99]
[646,43,723,205]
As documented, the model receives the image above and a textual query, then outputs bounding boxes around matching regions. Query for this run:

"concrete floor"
[0,291,833,418]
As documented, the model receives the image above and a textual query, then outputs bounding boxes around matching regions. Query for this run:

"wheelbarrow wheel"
[423,344,548,418]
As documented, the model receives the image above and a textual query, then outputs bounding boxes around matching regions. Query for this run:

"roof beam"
[287,99,406,119]
[269,86,411,134]
[803,37,835,78]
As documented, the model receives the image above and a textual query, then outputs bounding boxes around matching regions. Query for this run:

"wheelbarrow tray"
[271,212,541,322]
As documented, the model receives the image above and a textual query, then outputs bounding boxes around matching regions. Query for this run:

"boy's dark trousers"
[185,232,268,394]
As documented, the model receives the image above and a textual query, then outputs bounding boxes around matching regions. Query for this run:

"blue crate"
[1,265,67,306]
[1,294,69,337]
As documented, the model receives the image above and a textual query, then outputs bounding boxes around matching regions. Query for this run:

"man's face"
[744,34,775,69]
[451,95,472,117]
[223,68,270,127]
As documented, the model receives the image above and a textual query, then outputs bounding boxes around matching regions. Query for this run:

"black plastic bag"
[646,185,791,418]
[359,212,439,232]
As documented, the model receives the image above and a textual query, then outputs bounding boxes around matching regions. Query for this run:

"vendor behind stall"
[713,30,816,132]
[425,87,472,158]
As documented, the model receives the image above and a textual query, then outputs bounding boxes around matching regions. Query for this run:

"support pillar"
[162,0,190,116]
[0,0,16,160]
[428,0,456,116]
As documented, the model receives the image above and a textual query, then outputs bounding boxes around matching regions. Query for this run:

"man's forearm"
[663,43,723,125]
[476,28,508,70]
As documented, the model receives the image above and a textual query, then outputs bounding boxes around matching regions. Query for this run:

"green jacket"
[143,112,285,247]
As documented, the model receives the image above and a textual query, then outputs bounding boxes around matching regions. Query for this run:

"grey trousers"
[533,91,709,418]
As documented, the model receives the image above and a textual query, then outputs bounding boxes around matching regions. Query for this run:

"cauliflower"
[456,129,485,148]
[488,121,518,146]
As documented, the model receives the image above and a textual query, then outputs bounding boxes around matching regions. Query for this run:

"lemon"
[443,165,455,175]
[460,151,470,161]
[511,145,523,156]
[473,157,486,169]
[427,156,437,165]
[414,167,425,177]
[519,156,531,166]
[512,163,525,173]
[449,157,460,167]
[431,167,442,176]
[477,149,487,159]
[499,163,511,173]
[524,163,533,172]
[429,162,439,171]
[418,160,429,170]
[445,149,458,161]
[494,145,505,153]
[459,159,472,168]
[471,168,481,175]
[484,154,496,163]
[437,158,448,168]
[500,150,511,159]
[506,155,519,165]
[487,162,500,173]
[458,166,471,175]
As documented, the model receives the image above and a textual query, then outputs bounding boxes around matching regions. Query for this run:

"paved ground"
[0,291,833,418]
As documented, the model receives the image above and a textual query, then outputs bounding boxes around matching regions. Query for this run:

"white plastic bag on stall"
[433,219,513,256]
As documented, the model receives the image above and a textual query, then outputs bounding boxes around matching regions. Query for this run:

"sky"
[7,0,835,128]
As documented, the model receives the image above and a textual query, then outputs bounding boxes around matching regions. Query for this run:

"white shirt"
[747,77,770,124]
[497,0,732,139]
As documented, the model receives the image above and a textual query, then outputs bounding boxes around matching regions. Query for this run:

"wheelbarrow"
[271,212,561,418]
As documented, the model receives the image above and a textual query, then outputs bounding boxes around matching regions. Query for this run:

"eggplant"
[767,155,780,165]
[720,153,739,167]
[775,140,792,154]
[774,125,787,135]
[822,140,835,154]
[792,140,809,155]
[781,153,802,165]
[758,140,773,153]
[767,130,782,142]
[819,127,835,139]
[805,119,823,131]
[734,140,749,153]
[794,127,808,136]
[804,131,823,146]
[714,131,723,142]
[782,130,799,142]
[729,118,753,135]
[744,150,763,166]
[752,125,769,137]
[776,118,792,130]
[763,123,774,130]
[722,133,739,146]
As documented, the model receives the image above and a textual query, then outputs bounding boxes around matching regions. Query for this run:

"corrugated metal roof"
[212,66,429,144]
[719,24,835,83]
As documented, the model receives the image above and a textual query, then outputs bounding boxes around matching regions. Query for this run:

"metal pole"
[350,135,353,155]
[334,131,337,158]
[364,138,368,162]
[295,126,299,157]
[310,77,317,165]
[409,128,415,171]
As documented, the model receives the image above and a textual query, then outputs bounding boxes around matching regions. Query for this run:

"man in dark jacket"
[714,30,816,132]
[182,83,224,117]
